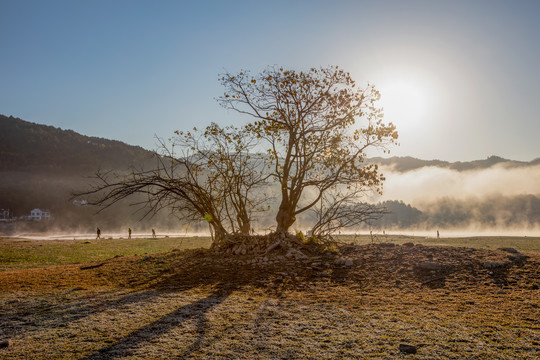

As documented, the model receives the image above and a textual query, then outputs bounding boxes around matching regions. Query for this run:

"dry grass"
[338,234,540,253]
[0,239,539,359]
[0,236,211,271]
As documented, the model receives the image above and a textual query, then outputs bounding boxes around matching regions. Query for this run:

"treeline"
[367,195,540,229]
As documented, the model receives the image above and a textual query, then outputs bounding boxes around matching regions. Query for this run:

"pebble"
[399,344,417,354]
[335,257,354,267]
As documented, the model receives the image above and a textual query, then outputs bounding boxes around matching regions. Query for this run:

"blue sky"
[1,0,539,161]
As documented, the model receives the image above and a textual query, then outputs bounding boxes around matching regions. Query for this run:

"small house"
[29,208,51,221]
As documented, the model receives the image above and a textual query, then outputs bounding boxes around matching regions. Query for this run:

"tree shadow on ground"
[1,247,355,355]
[144,249,342,292]
[413,267,451,289]
[81,284,235,360]
[0,290,162,339]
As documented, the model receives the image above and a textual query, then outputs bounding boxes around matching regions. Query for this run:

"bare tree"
[78,123,268,245]
[218,66,398,234]
[80,65,397,244]
[174,123,270,235]
[308,184,387,238]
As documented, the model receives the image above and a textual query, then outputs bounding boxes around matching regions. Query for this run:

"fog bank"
[379,164,540,205]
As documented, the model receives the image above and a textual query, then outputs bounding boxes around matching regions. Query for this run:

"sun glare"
[377,76,431,131]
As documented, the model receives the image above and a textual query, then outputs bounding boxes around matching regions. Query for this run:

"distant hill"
[0,114,155,174]
[0,115,159,227]
[367,155,539,172]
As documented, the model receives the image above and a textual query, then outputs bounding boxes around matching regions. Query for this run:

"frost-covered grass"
[1,282,538,359]
[0,242,538,359]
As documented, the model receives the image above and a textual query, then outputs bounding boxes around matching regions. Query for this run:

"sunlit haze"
[1,0,539,162]
[377,72,434,141]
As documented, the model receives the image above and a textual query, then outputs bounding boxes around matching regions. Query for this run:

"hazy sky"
[1,0,539,161]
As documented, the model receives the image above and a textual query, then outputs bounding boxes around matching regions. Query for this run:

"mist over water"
[370,164,540,236]
[379,164,540,205]
[369,226,540,238]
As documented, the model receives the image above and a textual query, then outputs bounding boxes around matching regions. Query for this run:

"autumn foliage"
[219,66,398,234]
[84,66,397,245]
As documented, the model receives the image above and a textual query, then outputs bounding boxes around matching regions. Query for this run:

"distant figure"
[128,228,132,239]
[437,230,440,239]
[152,228,156,239]
[96,227,101,239]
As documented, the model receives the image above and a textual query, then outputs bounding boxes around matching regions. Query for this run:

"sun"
[377,76,430,130]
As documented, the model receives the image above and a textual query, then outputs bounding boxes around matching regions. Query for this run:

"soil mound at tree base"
[213,232,327,258]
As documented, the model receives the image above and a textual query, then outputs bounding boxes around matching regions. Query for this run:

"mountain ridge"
[2,114,537,175]
[366,155,539,173]
[0,114,155,174]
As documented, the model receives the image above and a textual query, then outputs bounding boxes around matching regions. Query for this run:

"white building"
[29,208,51,221]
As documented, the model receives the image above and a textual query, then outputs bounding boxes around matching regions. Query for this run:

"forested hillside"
[0,115,161,230]
[0,115,154,174]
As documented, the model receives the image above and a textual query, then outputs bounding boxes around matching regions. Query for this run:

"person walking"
[128,228,132,239]
[152,228,156,239]
[96,227,101,239]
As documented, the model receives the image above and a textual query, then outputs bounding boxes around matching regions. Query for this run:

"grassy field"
[339,234,540,253]
[1,235,538,272]
[0,236,212,271]
[0,235,539,359]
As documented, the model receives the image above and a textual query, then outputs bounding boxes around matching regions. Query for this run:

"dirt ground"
[1,242,539,359]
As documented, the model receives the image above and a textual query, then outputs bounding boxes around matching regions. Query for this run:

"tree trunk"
[239,222,251,235]
[237,213,251,235]
[275,203,295,233]
[211,223,228,247]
